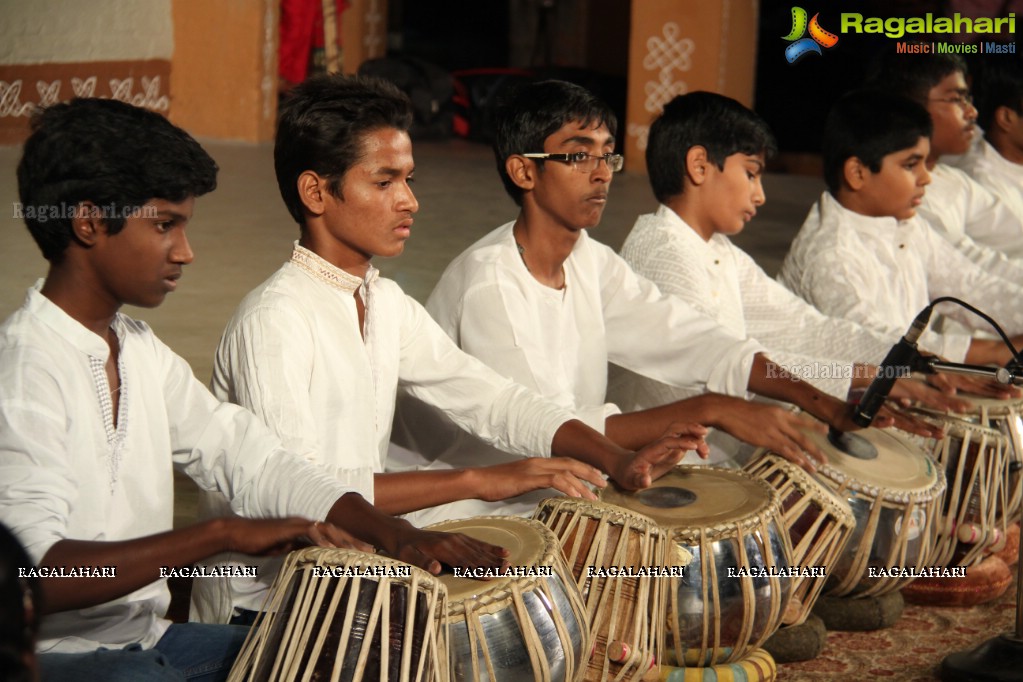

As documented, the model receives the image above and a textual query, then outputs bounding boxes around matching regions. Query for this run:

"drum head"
[809,428,938,496]
[427,516,547,601]
[966,394,1023,415]
[599,467,775,529]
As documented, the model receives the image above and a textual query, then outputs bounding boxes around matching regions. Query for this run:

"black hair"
[492,80,617,206]
[864,47,968,103]
[0,524,39,682]
[971,54,1023,131]
[274,74,414,225]
[646,91,777,203]
[822,90,933,194]
[16,98,218,262]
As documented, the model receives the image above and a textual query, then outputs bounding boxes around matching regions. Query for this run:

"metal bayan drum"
[601,466,792,666]
[907,410,1010,567]
[744,452,856,625]
[427,516,589,682]
[228,548,447,682]
[533,497,684,682]
[805,428,945,597]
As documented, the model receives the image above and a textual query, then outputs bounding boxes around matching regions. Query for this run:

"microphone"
[852,305,934,428]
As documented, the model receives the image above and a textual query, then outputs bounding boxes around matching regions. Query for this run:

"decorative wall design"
[0,60,171,143]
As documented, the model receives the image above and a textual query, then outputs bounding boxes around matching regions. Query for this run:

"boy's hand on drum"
[474,458,606,502]
[222,517,372,556]
[890,377,972,413]
[868,403,944,440]
[931,372,1022,400]
[388,527,510,578]
[612,422,708,490]
[717,404,825,473]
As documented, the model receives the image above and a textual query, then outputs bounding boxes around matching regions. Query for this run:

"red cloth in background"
[279,0,347,86]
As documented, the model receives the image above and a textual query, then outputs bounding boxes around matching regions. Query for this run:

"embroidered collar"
[290,242,378,294]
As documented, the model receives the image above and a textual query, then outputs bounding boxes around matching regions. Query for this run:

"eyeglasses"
[522,152,625,173]
[928,92,974,110]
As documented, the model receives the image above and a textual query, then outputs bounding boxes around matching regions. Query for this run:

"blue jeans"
[38,623,250,681]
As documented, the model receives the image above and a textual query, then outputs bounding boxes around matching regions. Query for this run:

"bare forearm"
[605,394,723,450]
[324,492,415,557]
[747,353,839,423]
[372,469,478,516]
[38,520,232,614]
[550,419,631,473]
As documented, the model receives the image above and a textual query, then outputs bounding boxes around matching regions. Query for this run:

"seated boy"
[949,56,1023,224]
[0,98,510,680]
[866,51,1023,270]
[392,80,934,523]
[614,91,993,419]
[192,75,705,624]
[779,90,1023,366]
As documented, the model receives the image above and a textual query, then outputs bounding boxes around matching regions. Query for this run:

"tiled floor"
[0,137,827,527]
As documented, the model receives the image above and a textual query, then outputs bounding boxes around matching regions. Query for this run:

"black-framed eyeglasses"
[522,152,625,173]
[928,92,974,109]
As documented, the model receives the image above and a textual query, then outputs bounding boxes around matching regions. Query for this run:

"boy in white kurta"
[194,75,706,623]
[868,51,1023,270]
[948,57,1023,226]
[615,92,978,420]
[393,81,931,523]
[779,90,1023,366]
[3,98,508,682]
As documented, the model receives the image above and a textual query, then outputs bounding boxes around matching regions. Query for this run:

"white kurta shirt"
[0,285,355,654]
[948,139,1023,235]
[918,162,1023,263]
[614,204,895,407]
[193,243,575,620]
[391,223,765,520]
[779,192,1023,361]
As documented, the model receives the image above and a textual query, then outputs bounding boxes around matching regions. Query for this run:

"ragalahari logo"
[783,7,839,63]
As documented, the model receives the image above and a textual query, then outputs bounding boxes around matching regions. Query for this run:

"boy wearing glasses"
[613,91,983,421]
[192,75,709,623]
[779,90,1023,367]
[392,80,933,524]
[950,56,1023,226]
[867,51,1023,265]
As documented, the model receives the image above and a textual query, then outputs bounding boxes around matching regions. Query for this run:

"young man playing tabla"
[1,97,510,682]
[391,80,939,525]
[191,75,705,625]
[613,91,1008,428]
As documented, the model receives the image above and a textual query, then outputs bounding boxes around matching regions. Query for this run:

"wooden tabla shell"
[228,548,447,682]
[600,466,792,666]
[806,428,945,598]
[427,516,589,682]
[744,452,856,625]
[533,497,686,681]
[906,409,1011,568]
[963,395,1023,519]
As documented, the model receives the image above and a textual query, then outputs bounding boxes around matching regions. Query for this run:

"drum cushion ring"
[762,615,828,662]
[813,590,905,631]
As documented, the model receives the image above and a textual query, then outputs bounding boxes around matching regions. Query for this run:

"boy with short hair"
[950,56,1023,222]
[867,51,1023,268]
[0,97,508,680]
[614,91,983,418]
[393,80,930,521]
[779,89,1023,365]
[193,75,703,623]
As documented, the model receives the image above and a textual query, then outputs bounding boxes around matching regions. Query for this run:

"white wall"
[0,0,173,64]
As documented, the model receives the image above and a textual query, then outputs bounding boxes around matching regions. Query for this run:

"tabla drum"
[533,497,687,681]
[427,516,589,682]
[228,548,447,682]
[805,428,945,598]
[601,466,792,666]
[905,409,1010,568]
[962,395,1023,518]
[743,452,856,625]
